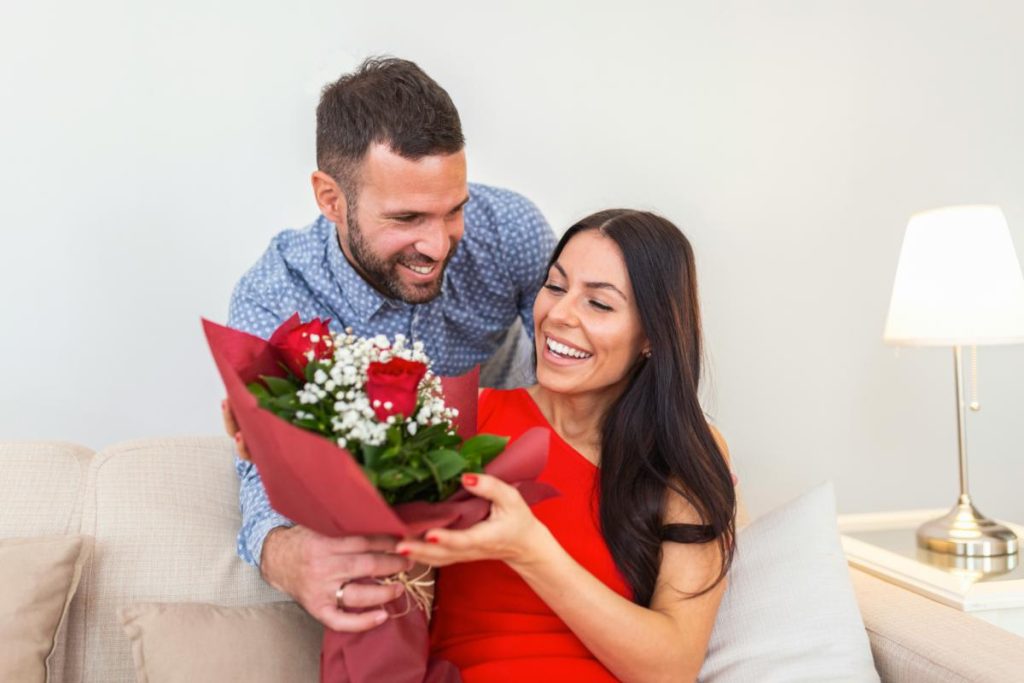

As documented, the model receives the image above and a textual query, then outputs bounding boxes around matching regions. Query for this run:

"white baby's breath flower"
[275,331,458,457]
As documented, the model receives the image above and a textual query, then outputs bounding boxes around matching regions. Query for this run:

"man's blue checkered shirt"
[228,183,556,566]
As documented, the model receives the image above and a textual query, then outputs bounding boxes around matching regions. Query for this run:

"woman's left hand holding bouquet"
[396,473,555,572]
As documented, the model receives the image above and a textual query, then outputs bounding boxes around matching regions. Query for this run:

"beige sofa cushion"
[0,536,91,683]
[850,568,1024,682]
[0,440,94,682]
[118,601,320,682]
[61,437,291,683]
[0,441,93,537]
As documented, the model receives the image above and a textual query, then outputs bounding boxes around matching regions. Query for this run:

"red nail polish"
[234,432,242,442]
[462,473,478,486]
[426,536,439,544]
[398,548,410,556]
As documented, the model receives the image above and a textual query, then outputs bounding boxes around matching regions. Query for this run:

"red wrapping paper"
[203,317,557,682]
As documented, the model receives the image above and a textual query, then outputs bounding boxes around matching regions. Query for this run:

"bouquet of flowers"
[203,315,556,683]
[247,317,508,505]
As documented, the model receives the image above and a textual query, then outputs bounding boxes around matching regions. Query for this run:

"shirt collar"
[321,216,408,323]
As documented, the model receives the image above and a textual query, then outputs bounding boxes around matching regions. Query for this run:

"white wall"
[3,0,1023,520]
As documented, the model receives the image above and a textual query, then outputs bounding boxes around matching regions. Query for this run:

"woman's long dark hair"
[549,209,736,606]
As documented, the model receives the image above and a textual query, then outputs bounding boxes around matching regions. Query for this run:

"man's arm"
[502,193,557,339]
[236,456,294,566]
[478,191,557,389]
[227,288,299,567]
[226,284,411,631]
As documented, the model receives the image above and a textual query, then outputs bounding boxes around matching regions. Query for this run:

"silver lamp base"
[916,546,1019,580]
[916,498,1019,557]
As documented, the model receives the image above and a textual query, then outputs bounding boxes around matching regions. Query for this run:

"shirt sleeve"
[227,284,295,567]
[499,193,557,339]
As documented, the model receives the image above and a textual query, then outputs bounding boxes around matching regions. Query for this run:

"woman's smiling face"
[534,230,649,397]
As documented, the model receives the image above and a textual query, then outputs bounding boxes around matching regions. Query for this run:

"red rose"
[272,317,333,377]
[366,358,428,421]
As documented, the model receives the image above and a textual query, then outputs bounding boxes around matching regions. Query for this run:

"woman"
[396,209,737,682]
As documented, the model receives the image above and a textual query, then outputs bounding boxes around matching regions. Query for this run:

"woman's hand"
[395,473,552,569]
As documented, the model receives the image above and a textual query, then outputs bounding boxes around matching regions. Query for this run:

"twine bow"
[377,565,434,617]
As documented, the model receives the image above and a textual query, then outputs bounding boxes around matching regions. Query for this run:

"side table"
[838,509,1024,638]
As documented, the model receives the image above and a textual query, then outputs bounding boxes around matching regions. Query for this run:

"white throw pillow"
[700,482,879,683]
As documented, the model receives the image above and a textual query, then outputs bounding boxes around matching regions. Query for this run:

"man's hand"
[221,398,251,461]
[261,526,413,632]
[222,397,412,630]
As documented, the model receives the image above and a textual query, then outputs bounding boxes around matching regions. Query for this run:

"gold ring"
[335,581,348,609]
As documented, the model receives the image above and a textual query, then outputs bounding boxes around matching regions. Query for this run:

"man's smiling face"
[339,143,469,303]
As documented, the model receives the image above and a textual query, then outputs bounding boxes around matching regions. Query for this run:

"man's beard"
[346,208,455,304]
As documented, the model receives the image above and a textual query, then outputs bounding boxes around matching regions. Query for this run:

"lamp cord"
[969,345,981,412]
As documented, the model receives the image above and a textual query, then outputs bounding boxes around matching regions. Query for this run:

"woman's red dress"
[430,388,631,682]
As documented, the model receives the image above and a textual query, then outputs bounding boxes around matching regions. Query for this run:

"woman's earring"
[642,349,652,359]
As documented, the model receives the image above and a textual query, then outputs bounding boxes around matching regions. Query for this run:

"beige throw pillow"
[119,601,322,683]
[0,535,91,683]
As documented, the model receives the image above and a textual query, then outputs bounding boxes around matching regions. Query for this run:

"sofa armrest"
[850,567,1024,682]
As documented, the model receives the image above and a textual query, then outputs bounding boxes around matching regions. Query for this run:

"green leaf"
[394,479,438,504]
[362,466,379,487]
[378,467,416,490]
[247,382,271,401]
[378,445,401,463]
[460,435,508,466]
[361,444,383,468]
[425,449,468,481]
[436,432,463,448]
[405,465,431,482]
[406,422,445,445]
[304,360,319,383]
[268,395,300,412]
[262,375,298,397]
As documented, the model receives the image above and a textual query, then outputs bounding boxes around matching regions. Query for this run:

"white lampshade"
[884,205,1024,346]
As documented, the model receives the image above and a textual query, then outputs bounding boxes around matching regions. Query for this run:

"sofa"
[3,436,1024,683]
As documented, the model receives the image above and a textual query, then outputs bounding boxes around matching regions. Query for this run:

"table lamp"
[884,205,1024,557]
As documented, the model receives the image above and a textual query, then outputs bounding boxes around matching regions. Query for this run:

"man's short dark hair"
[316,57,465,199]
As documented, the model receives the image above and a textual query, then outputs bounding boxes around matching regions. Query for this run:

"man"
[225,57,556,633]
